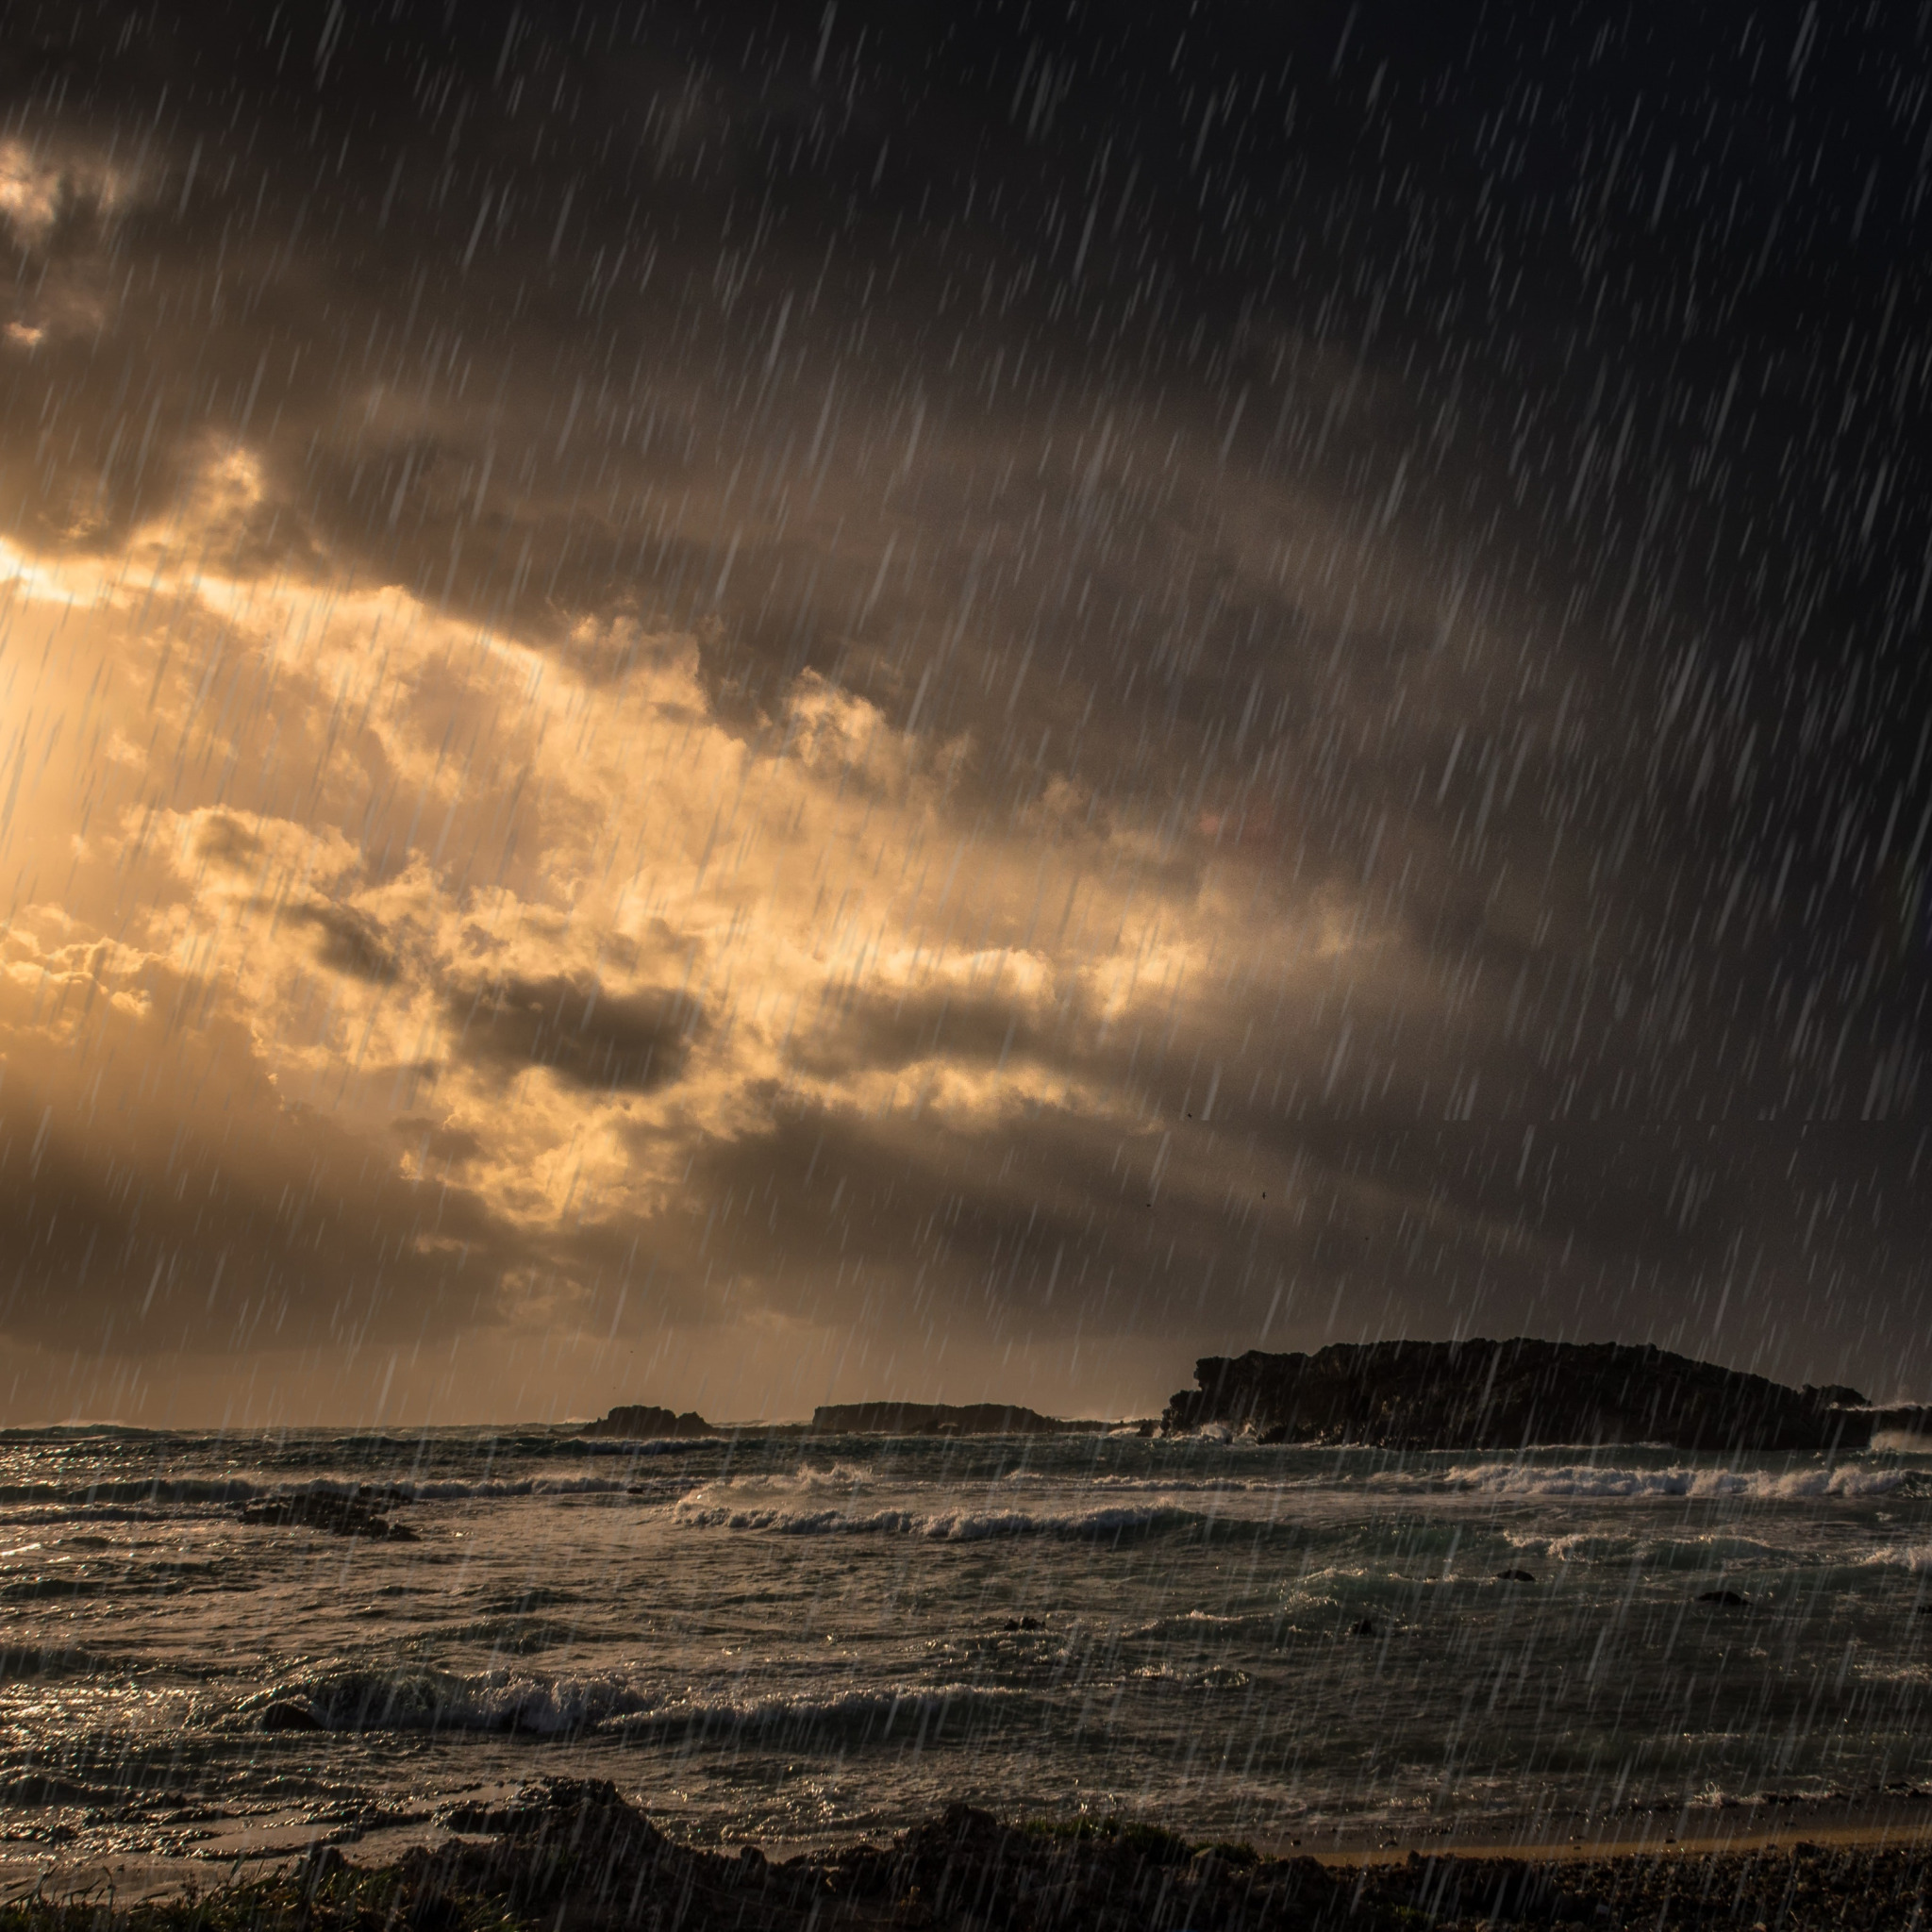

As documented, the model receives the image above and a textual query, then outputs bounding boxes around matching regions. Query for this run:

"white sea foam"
[673,1496,1204,1540]
[1857,1544,1932,1573]
[1437,1462,1907,1499]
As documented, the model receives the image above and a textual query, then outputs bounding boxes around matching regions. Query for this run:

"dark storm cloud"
[444,974,700,1094]
[3,0,1930,1407]
[654,1103,1932,1392]
[0,1006,525,1355]
[292,902,401,985]
[795,986,1062,1077]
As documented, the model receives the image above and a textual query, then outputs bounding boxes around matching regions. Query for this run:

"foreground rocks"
[20,1781,1932,1932]
[1163,1338,1880,1451]
[8,1781,1932,1931]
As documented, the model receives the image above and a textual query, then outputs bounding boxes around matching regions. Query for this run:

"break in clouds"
[0,3,1927,1424]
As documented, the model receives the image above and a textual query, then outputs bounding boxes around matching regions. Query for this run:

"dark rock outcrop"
[1161,1339,1876,1451]
[81,1777,1932,1932]
[237,1488,417,1539]
[1869,1404,1932,1437]
[578,1405,719,1439]
[808,1402,1106,1435]
[258,1699,326,1732]
[354,1778,1335,1932]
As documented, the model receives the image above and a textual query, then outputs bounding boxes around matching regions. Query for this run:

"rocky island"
[1162,1337,1914,1451]
[808,1401,1112,1435]
[576,1405,720,1439]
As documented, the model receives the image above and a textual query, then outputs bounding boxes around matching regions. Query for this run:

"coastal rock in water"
[259,1699,325,1732]
[1697,1589,1751,1607]
[808,1401,1107,1435]
[578,1405,718,1439]
[1494,1570,1539,1583]
[238,1490,417,1540]
[1161,1338,1876,1451]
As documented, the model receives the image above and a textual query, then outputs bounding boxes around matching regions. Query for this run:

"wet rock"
[298,1843,351,1894]
[0,1769,100,1805]
[1002,1615,1043,1631]
[1697,1588,1750,1606]
[173,1786,1932,1932]
[1349,1616,1380,1637]
[259,1699,325,1732]
[1494,1569,1539,1583]
[238,1489,417,1540]
[579,1405,718,1439]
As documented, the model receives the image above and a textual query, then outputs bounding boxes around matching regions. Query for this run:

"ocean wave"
[1435,1462,1909,1500]
[674,1498,1205,1541]
[0,1472,646,1509]
[0,1641,135,1677]
[683,1463,875,1501]
[1857,1544,1932,1574]
[1124,1608,1283,1640]
[439,1616,588,1654]
[1518,1529,1782,1563]
[0,1477,262,1506]
[611,1682,1029,1743]
[996,1470,1276,1494]
[240,1665,661,1735]
[239,1666,1024,1742]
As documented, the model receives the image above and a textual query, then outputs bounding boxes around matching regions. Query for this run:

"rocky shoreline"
[8,1780,1931,1932]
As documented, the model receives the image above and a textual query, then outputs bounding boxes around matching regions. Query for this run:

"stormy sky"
[0,2,1926,1425]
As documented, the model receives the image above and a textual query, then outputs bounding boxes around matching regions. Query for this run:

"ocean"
[3,1425,1930,1879]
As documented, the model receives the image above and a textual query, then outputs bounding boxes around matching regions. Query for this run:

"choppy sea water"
[4,1425,1932,1874]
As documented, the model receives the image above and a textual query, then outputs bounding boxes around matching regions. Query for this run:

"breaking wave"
[241,1666,659,1735]
[674,1497,1206,1540]
[1434,1462,1911,1500]
[0,1474,640,1509]
[612,1683,1030,1743]
[1857,1544,1932,1574]
[239,1667,1026,1742]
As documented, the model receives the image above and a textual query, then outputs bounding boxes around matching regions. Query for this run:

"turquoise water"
[3,1426,1931,1867]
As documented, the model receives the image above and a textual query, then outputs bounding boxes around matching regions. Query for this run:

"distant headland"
[805,1401,1114,1436]
[1164,1338,1928,1452]
[575,1400,1123,1440]
[575,1338,1927,1450]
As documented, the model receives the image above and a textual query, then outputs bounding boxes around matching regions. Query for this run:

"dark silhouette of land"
[576,1339,1928,1450]
[577,1405,720,1440]
[1162,1338,1911,1451]
[808,1402,1111,1436]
